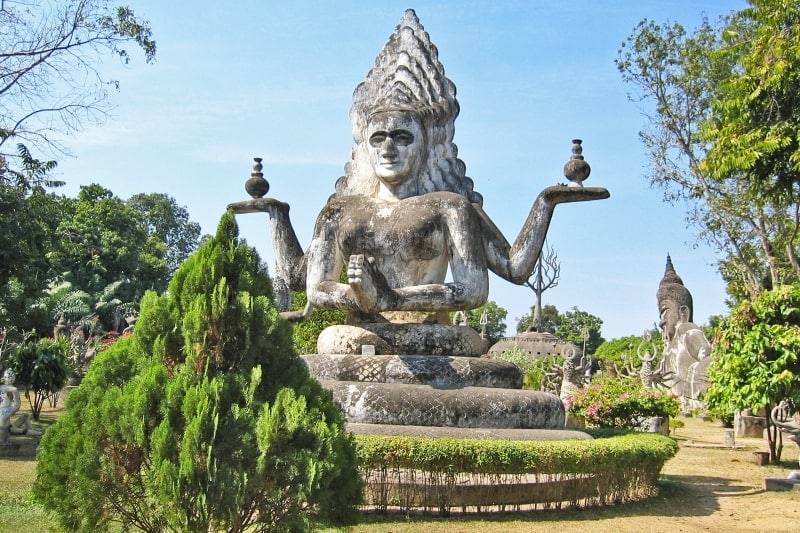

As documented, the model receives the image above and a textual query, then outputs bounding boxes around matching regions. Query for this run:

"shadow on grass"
[354,474,763,527]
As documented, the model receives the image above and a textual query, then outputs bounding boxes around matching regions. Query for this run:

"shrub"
[565,377,679,429]
[9,336,71,420]
[355,432,677,512]
[32,211,362,532]
[493,347,563,391]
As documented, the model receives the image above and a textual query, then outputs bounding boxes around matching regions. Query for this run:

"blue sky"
[54,1,745,340]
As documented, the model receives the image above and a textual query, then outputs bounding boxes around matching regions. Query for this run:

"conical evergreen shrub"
[33,211,362,532]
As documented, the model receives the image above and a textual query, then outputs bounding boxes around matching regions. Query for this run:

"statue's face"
[367,111,425,188]
[2,369,14,385]
[659,299,681,342]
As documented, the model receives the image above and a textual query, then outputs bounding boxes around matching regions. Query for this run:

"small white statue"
[0,369,22,445]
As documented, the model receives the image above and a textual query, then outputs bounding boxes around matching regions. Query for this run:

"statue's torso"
[327,191,473,287]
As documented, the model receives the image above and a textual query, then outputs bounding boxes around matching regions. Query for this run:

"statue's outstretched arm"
[227,198,306,290]
[477,185,609,285]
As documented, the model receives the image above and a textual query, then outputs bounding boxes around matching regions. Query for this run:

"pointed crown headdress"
[335,9,480,204]
[350,9,459,139]
[656,254,693,320]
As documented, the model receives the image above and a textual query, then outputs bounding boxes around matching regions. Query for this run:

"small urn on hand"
[245,157,269,198]
[563,139,591,187]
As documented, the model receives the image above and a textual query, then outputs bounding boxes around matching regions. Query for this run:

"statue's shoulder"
[415,191,475,209]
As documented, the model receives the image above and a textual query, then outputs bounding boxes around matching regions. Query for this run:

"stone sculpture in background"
[230,10,608,357]
[657,255,713,410]
[0,369,21,446]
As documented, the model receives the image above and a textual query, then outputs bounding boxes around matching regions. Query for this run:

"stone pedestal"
[735,410,767,438]
[302,353,571,434]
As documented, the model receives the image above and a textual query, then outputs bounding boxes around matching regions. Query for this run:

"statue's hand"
[279,302,313,323]
[348,254,395,312]
[539,185,610,205]
[227,197,290,218]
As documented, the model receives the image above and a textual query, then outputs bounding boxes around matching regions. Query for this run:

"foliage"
[492,347,563,391]
[0,0,156,159]
[355,432,677,512]
[127,193,202,274]
[8,336,71,420]
[32,211,362,532]
[565,377,679,429]
[555,307,605,355]
[517,303,560,334]
[702,0,800,200]
[465,300,508,344]
[594,331,663,376]
[704,284,800,463]
[290,290,347,354]
[617,4,800,303]
[1,182,201,335]
[515,305,603,355]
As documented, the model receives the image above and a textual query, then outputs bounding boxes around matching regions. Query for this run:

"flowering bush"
[564,377,679,429]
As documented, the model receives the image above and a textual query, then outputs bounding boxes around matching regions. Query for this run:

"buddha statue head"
[656,255,693,342]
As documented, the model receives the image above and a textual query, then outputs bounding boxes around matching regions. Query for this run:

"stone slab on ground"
[763,476,800,491]
[347,422,591,440]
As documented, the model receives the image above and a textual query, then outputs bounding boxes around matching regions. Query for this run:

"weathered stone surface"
[302,354,523,389]
[346,422,591,440]
[488,331,579,360]
[317,323,488,356]
[316,326,394,355]
[657,255,713,405]
[320,380,565,429]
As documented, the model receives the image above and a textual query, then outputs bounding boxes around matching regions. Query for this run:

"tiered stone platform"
[301,353,582,435]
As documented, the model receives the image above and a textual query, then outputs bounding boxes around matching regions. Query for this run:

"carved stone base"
[317,323,489,356]
[320,380,565,429]
[302,354,523,389]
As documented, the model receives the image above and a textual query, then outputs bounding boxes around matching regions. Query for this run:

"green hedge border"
[354,431,677,513]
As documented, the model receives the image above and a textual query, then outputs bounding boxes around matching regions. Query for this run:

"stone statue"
[231,10,608,356]
[657,255,712,406]
[0,369,21,445]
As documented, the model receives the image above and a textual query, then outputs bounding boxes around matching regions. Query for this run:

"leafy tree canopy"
[704,284,800,463]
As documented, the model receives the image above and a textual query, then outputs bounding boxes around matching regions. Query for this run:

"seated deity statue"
[230,10,608,356]
[657,255,712,402]
[0,369,22,445]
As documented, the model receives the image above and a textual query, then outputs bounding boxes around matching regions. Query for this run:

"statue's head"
[2,368,15,385]
[657,255,693,342]
[335,9,482,205]
[366,109,427,194]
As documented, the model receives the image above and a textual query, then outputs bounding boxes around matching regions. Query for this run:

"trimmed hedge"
[354,432,677,513]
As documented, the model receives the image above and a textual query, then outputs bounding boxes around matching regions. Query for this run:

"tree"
[556,307,604,356]
[523,243,560,332]
[704,284,800,464]
[0,0,156,160]
[48,184,171,299]
[466,300,507,344]
[127,193,202,274]
[516,303,559,334]
[616,9,800,304]
[33,211,362,531]
[9,336,71,420]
